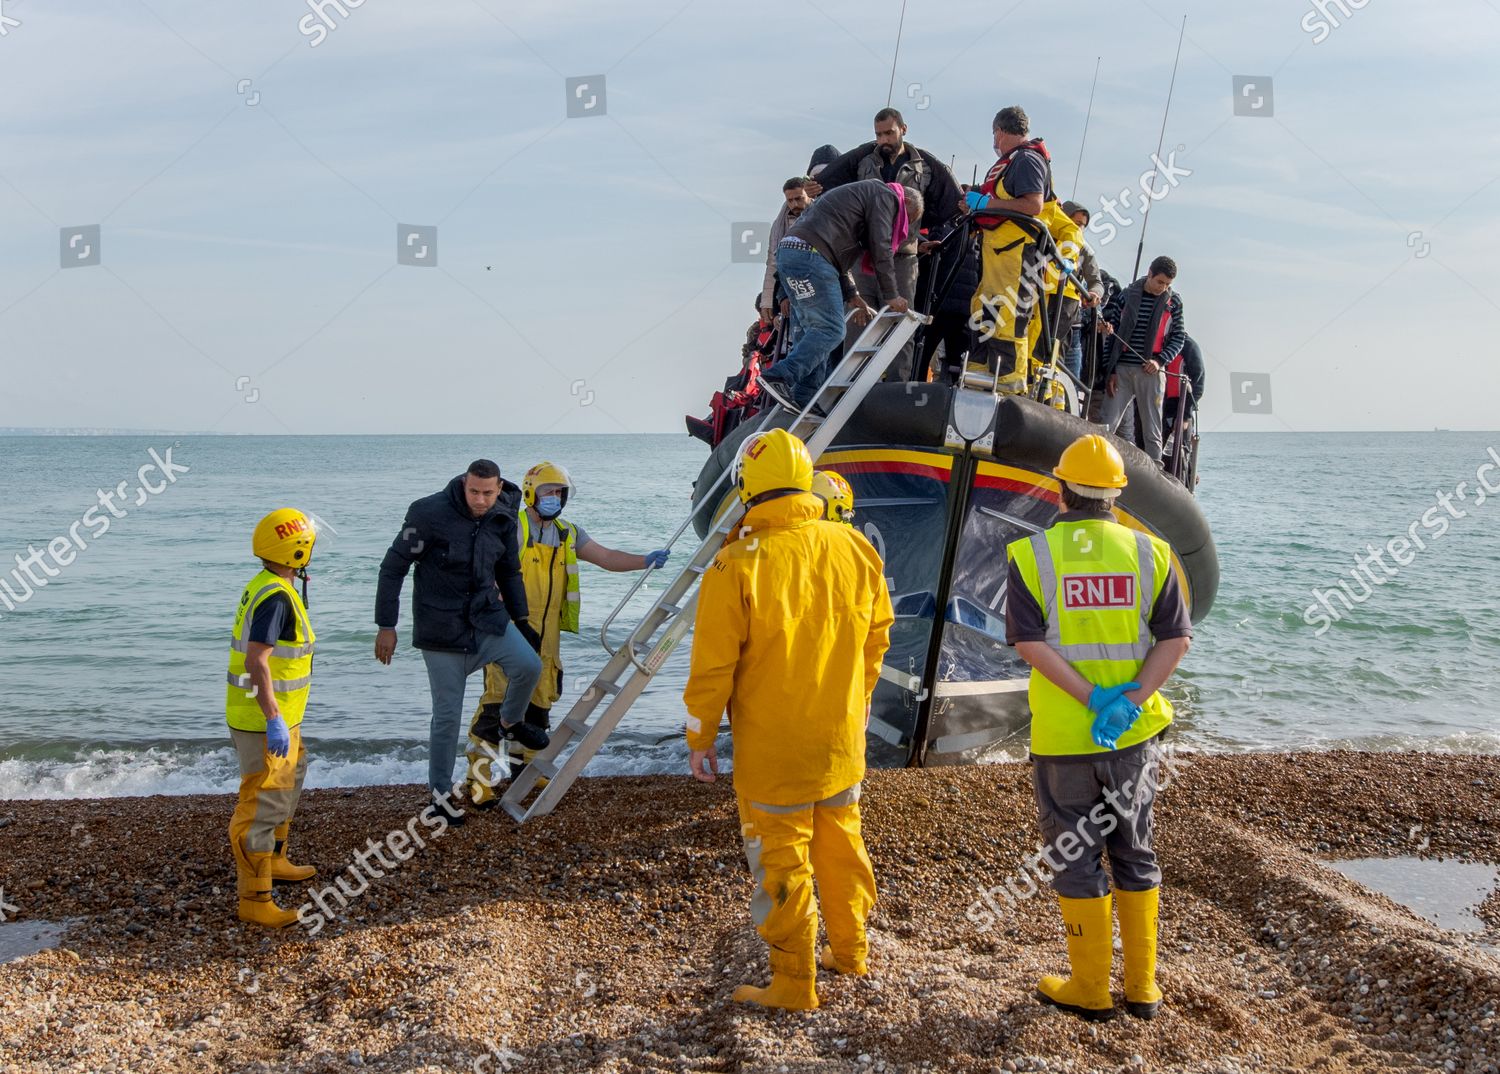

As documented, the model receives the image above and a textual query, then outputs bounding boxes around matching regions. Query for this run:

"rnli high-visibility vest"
[518,511,580,635]
[226,569,316,732]
[1007,518,1174,756]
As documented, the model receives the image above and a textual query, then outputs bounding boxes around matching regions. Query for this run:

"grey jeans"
[1100,363,1166,465]
[1031,740,1165,899]
[421,629,541,795]
[850,252,920,381]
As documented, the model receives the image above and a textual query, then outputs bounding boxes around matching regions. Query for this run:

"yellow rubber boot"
[820,944,868,977]
[270,822,316,884]
[1116,887,1163,1019]
[465,732,505,810]
[238,851,301,929]
[734,948,819,1010]
[1036,894,1116,1022]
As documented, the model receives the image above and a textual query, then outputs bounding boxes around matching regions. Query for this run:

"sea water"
[0,431,1496,800]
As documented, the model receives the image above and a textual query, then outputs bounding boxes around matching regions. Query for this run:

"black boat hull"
[691,386,1219,767]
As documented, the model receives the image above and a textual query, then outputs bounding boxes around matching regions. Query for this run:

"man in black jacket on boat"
[373,460,544,823]
[816,109,962,380]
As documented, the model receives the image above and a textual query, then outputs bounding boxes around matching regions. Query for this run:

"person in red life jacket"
[1161,334,1205,459]
[816,108,963,381]
[1099,256,1186,467]
[958,106,1054,388]
[758,180,921,412]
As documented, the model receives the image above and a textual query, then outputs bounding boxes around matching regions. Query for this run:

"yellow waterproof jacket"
[683,493,894,806]
[1041,200,1083,299]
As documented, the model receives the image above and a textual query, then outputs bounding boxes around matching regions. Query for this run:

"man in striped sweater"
[1099,256,1185,466]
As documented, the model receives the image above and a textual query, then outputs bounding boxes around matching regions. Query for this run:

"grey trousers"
[421,629,541,795]
[1031,740,1164,899]
[1100,363,1165,465]
[850,252,920,381]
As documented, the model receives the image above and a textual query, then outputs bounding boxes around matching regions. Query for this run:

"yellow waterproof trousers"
[737,783,876,979]
[970,220,1043,380]
[228,726,307,891]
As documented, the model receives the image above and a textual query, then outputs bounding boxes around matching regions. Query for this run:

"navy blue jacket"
[375,475,529,652]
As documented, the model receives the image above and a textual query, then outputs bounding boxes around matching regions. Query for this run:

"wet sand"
[1,751,1497,1074]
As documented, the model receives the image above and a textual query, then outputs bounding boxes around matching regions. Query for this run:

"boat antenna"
[1132,15,1186,281]
[885,0,910,106]
[1071,57,1101,200]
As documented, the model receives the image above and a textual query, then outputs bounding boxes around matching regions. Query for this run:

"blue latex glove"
[1059,258,1077,276]
[964,190,991,213]
[1091,695,1143,751]
[265,714,291,758]
[644,549,670,569]
[1087,682,1140,714]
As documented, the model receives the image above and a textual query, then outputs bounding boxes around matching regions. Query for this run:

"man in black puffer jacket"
[374,459,544,822]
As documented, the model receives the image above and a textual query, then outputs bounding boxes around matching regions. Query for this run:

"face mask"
[536,494,562,519]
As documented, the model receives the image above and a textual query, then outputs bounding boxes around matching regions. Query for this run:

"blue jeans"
[1063,325,1083,383]
[772,245,845,405]
[421,628,541,795]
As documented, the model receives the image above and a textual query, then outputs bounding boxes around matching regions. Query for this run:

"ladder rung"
[501,310,924,825]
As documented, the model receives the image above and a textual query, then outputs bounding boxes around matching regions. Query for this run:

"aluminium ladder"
[498,306,929,823]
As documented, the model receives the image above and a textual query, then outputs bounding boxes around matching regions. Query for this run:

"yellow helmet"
[522,461,575,509]
[253,508,317,568]
[1053,434,1128,496]
[733,428,813,505]
[810,470,855,523]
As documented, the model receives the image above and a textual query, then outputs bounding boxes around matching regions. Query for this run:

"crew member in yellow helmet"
[685,428,893,1011]
[810,469,855,524]
[1003,435,1192,1020]
[226,509,320,928]
[465,462,671,805]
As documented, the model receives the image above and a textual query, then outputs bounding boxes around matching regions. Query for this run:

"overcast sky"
[2,0,1497,434]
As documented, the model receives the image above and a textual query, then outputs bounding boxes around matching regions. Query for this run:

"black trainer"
[501,720,549,752]
[758,377,798,411]
[430,790,467,827]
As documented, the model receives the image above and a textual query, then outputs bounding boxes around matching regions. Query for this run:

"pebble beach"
[1,751,1497,1074]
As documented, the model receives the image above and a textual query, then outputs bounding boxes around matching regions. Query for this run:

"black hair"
[1148,256,1178,280]
[783,176,808,192]
[467,459,501,481]
[874,107,905,127]
[1061,485,1117,512]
